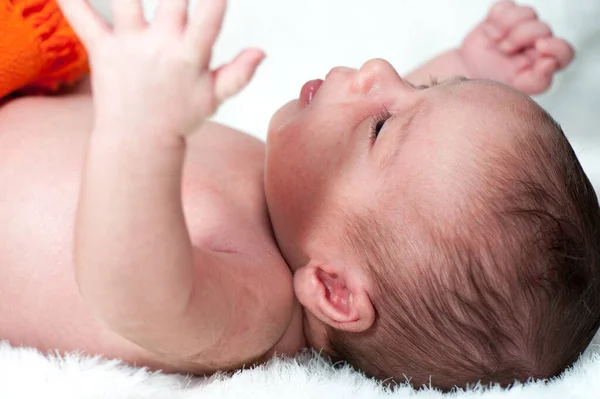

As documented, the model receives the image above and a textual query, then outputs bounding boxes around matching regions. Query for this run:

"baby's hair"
[327,104,600,391]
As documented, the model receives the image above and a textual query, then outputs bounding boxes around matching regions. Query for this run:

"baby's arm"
[407,0,574,94]
[60,0,276,361]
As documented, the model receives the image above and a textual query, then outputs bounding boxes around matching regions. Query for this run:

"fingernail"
[483,24,502,40]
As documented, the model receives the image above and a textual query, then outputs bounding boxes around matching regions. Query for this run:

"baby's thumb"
[214,49,265,104]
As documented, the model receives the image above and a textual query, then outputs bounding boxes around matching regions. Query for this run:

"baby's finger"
[57,0,109,46]
[537,57,560,76]
[111,0,146,32]
[154,0,188,32]
[512,64,553,95]
[487,4,538,41]
[484,1,515,39]
[528,57,557,94]
[536,37,575,70]
[488,0,516,20]
[511,53,534,72]
[186,0,227,67]
[213,49,265,104]
[499,20,551,53]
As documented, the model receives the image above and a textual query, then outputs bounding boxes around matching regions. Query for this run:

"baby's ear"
[294,260,375,333]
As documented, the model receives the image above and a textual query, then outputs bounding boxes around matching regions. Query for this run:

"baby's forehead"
[381,81,545,219]
[428,80,539,141]
[438,79,531,112]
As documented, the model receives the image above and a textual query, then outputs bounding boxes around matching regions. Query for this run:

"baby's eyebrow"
[407,79,437,90]
[408,75,469,90]
[445,75,470,85]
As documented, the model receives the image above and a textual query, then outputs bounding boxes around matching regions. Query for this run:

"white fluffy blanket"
[4,0,599,397]
[2,341,600,398]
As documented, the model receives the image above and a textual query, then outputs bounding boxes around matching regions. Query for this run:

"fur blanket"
[1,341,600,398]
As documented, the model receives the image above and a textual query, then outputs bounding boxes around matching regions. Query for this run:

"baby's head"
[264,59,600,390]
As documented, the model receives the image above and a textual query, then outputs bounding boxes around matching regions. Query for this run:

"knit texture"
[0,0,88,98]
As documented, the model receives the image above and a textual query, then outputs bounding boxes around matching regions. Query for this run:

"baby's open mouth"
[299,79,323,106]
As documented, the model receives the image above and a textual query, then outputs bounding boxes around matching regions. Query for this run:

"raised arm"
[407,0,574,94]
[60,0,265,358]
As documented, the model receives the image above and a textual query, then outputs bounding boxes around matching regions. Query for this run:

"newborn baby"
[1,0,598,391]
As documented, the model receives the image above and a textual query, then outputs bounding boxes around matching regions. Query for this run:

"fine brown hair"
[327,106,600,391]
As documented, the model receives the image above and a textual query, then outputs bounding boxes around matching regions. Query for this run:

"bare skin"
[0,89,304,371]
[0,0,573,374]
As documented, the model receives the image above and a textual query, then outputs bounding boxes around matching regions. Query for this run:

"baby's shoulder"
[182,121,278,252]
[188,121,265,163]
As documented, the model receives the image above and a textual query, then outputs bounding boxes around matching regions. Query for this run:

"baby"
[1,0,598,391]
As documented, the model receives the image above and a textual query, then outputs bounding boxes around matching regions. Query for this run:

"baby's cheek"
[267,100,299,138]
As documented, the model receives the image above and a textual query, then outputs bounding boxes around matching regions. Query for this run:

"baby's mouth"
[299,79,323,106]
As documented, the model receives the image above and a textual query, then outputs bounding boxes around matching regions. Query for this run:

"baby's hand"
[459,0,574,94]
[58,0,264,138]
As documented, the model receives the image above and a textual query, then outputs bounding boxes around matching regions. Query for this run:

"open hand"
[459,0,574,94]
[57,0,264,138]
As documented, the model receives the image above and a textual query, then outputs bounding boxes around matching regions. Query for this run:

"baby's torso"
[0,93,304,373]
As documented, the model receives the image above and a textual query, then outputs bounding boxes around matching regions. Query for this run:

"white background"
[90,0,600,189]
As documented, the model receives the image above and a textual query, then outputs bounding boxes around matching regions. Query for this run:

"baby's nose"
[357,58,405,93]
[325,66,357,80]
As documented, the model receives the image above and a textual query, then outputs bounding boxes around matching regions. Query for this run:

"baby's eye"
[370,108,392,142]
[374,120,386,137]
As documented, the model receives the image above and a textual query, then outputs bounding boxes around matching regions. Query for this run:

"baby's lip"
[299,79,324,106]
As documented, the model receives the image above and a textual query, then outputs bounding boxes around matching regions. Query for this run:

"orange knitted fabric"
[0,0,89,98]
